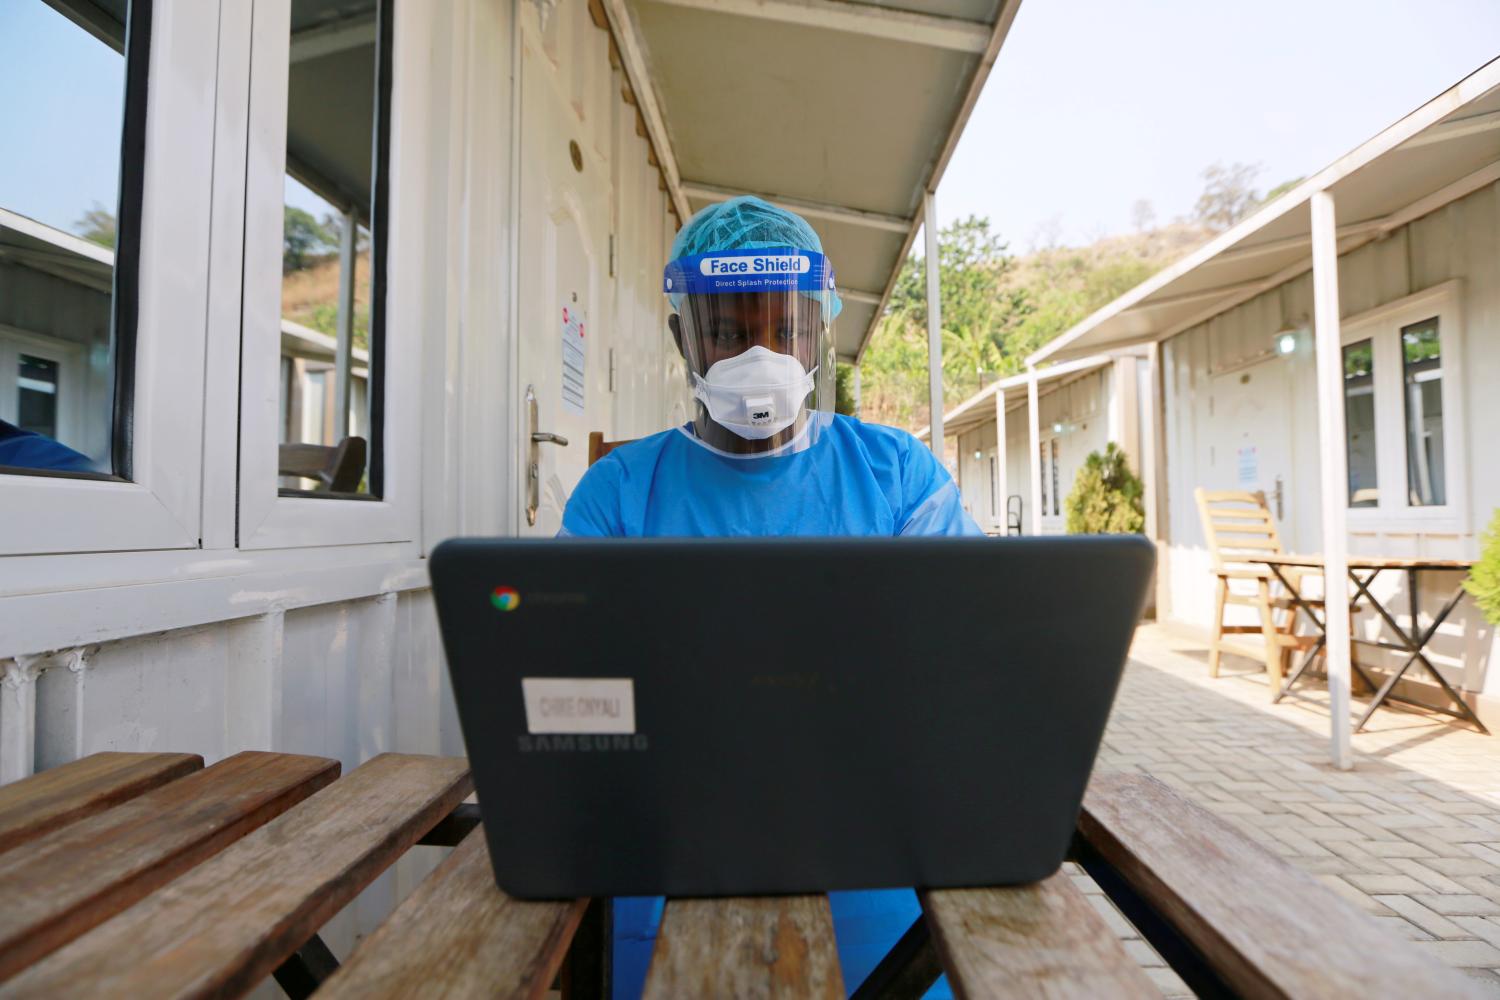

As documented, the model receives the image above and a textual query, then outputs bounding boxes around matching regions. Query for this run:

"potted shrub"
[1465,508,1500,626]
[1064,443,1145,535]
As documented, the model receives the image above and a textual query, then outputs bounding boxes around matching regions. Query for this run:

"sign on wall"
[562,302,586,415]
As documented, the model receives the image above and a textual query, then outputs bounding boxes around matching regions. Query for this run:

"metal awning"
[1029,58,1500,367]
[602,0,1023,362]
[0,208,113,294]
[913,353,1113,442]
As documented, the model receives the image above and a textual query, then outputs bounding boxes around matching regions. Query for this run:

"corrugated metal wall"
[1160,181,1500,698]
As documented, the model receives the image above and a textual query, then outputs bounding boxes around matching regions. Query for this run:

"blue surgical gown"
[560,413,980,998]
[561,413,983,539]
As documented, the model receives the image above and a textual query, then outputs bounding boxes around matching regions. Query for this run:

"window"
[0,0,146,478]
[1038,440,1048,517]
[1338,283,1466,529]
[1343,339,1378,508]
[1401,318,1444,507]
[275,0,386,497]
[1050,439,1060,516]
[988,455,997,519]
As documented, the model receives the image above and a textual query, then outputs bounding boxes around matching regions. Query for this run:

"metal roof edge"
[1026,55,1500,367]
[852,0,1025,366]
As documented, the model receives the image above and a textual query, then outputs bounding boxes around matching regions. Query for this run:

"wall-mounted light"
[1274,325,1299,356]
[1052,422,1065,434]
[973,449,983,461]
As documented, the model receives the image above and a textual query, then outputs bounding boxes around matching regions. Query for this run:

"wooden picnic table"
[0,750,1484,999]
[1253,553,1485,734]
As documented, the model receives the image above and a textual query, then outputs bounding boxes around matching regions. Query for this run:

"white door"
[1208,357,1297,548]
[515,26,613,536]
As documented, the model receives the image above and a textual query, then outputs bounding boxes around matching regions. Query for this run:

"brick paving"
[1086,624,1500,996]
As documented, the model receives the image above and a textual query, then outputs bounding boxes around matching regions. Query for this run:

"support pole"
[994,387,1008,533]
[1027,367,1041,535]
[923,192,944,461]
[333,206,358,443]
[1310,191,1353,770]
[852,365,862,418]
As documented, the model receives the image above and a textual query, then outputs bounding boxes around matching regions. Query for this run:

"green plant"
[1065,443,1144,534]
[1464,508,1500,625]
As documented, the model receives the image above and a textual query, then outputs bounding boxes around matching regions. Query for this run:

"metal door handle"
[531,432,569,446]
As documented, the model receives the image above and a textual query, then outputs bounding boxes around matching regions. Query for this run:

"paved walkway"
[1083,624,1500,997]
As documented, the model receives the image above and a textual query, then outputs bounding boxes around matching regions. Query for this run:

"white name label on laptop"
[521,678,636,734]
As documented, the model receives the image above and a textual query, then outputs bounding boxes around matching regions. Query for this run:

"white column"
[924,192,945,461]
[852,365,862,418]
[0,657,43,782]
[1027,367,1042,535]
[334,205,358,442]
[1311,191,1353,770]
[994,387,1008,533]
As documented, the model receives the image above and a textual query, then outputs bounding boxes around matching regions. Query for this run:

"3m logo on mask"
[744,395,775,426]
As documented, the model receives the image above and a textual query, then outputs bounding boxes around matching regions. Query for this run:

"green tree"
[1191,162,1263,233]
[1065,443,1145,534]
[834,364,858,416]
[283,206,336,273]
[1464,508,1500,625]
[864,217,1031,426]
[74,203,117,249]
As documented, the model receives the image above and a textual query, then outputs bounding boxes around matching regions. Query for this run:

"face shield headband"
[663,247,840,316]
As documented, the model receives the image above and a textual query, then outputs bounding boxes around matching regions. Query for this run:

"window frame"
[0,0,221,558]
[1339,280,1468,533]
[236,0,418,549]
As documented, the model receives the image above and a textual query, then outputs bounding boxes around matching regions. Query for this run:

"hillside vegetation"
[857,162,1298,431]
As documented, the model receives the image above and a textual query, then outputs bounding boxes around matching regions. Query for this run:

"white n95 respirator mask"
[691,346,818,440]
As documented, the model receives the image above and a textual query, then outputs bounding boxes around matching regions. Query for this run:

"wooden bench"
[0,752,1483,998]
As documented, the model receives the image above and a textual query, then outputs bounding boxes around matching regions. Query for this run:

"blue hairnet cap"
[668,195,842,319]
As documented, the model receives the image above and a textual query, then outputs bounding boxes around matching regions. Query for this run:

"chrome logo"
[490,587,520,611]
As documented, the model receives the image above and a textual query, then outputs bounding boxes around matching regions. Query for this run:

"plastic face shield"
[664,247,838,452]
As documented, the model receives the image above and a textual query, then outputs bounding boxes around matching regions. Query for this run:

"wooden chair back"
[587,432,637,467]
[278,436,367,493]
[1194,488,1286,576]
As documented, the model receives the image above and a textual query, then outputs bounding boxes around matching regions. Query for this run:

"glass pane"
[0,0,134,476]
[1050,439,1060,516]
[1343,339,1378,508]
[277,0,381,496]
[1401,318,1444,507]
[17,355,60,439]
[1038,441,1048,516]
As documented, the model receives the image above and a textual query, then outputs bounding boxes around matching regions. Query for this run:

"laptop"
[430,535,1154,900]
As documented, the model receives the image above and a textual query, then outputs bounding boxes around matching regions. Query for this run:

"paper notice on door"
[1237,446,1258,487]
[561,303,586,415]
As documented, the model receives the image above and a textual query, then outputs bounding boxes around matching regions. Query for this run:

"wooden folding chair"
[1194,488,1321,697]
[587,432,637,467]
[278,436,367,493]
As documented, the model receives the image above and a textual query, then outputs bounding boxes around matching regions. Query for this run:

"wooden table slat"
[920,873,1158,999]
[317,829,586,1000]
[642,895,844,1000]
[0,750,337,981]
[1079,772,1487,999]
[0,753,470,999]
[1256,553,1474,571]
[0,751,203,854]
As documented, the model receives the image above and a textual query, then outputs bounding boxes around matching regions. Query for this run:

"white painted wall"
[0,0,682,965]
[1159,180,1500,700]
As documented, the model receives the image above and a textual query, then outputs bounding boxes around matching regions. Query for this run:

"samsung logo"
[518,734,649,752]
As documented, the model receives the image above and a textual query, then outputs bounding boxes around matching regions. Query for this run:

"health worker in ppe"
[560,196,980,1000]
[561,195,983,539]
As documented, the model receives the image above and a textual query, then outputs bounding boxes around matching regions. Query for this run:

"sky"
[5,0,1500,249]
[0,2,124,235]
[940,0,1500,247]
